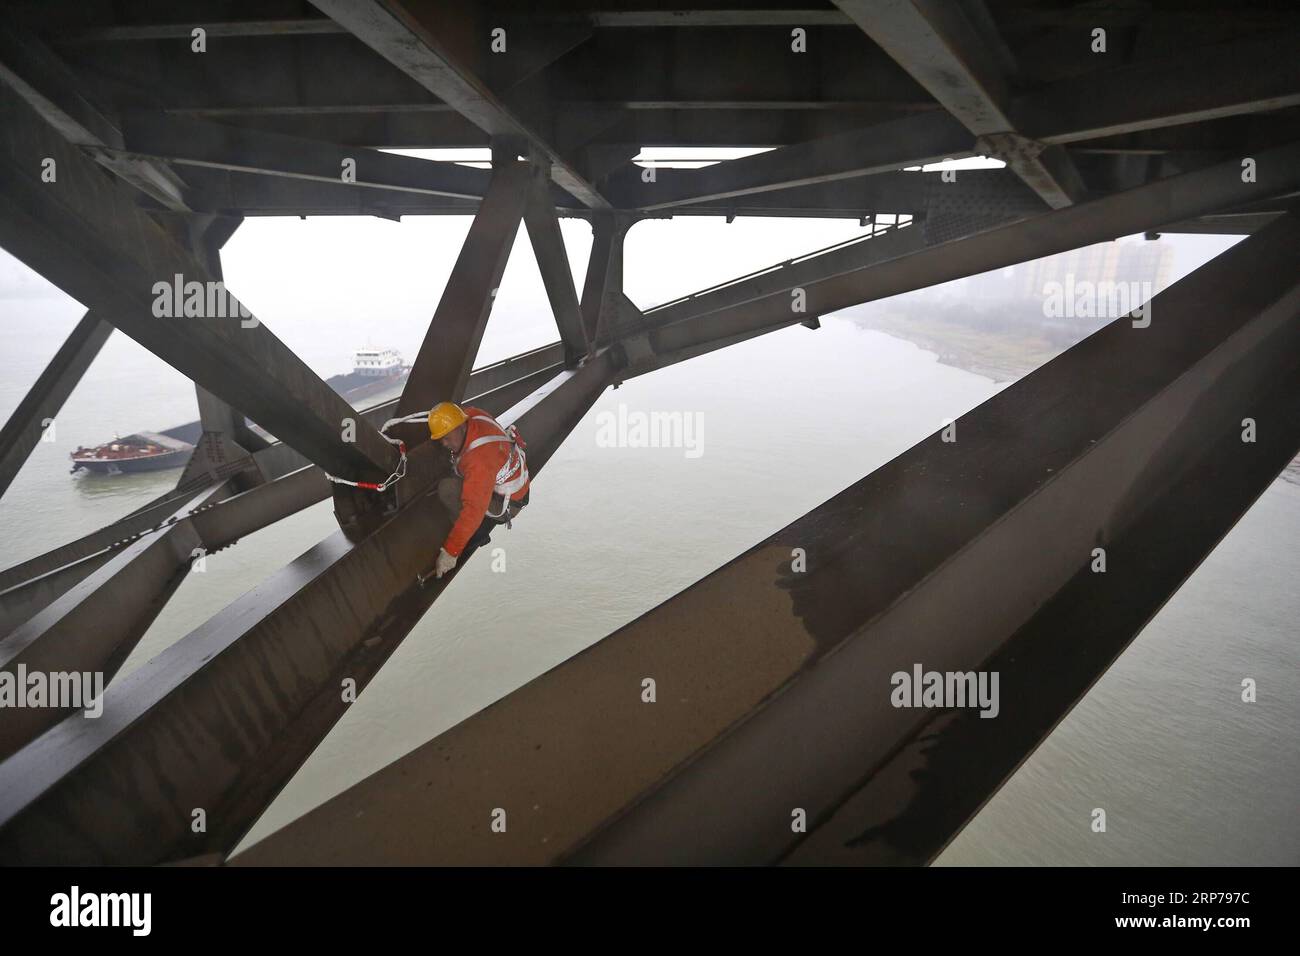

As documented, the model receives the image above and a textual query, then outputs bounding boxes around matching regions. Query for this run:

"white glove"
[434,547,458,579]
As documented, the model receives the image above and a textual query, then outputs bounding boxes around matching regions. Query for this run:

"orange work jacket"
[442,406,529,557]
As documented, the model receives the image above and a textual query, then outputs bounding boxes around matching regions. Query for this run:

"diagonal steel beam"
[58,19,350,43]
[0,19,189,210]
[1015,33,1300,146]
[0,311,112,499]
[0,483,241,641]
[0,483,228,761]
[606,112,973,211]
[638,220,926,331]
[396,159,532,422]
[116,112,493,202]
[0,486,226,600]
[611,226,928,381]
[836,0,1013,133]
[832,0,1085,208]
[786,346,1300,864]
[590,10,854,27]
[173,167,556,219]
[173,162,945,221]
[0,88,399,481]
[174,217,267,493]
[309,0,609,209]
[648,170,930,219]
[485,19,594,93]
[524,169,588,365]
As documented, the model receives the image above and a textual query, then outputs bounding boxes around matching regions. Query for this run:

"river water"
[1,218,1295,865]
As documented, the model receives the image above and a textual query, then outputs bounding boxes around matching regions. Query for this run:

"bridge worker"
[427,401,530,579]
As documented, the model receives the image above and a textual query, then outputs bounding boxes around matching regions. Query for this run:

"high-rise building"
[935,237,1175,306]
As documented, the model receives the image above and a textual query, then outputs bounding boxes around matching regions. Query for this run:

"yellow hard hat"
[427,401,467,439]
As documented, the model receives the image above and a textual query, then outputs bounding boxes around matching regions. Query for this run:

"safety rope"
[322,411,429,492]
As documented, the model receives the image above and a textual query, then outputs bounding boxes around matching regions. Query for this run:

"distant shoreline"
[849,313,1300,487]
[846,311,1056,384]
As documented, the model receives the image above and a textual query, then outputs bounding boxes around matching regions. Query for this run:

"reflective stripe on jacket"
[441,406,529,557]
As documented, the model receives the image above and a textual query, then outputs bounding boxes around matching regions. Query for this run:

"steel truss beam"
[0,483,229,760]
[172,165,1040,225]
[1014,34,1300,146]
[116,112,494,202]
[172,164,978,221]
[309,0,609,209]
[229,214,1300,866]
[640,170,929,219]
[598,33,1298,216]
[172,166,489,219]
[636,220,925,333]
[60,19,349,43]
[174,216,266,493]
[0,88,399,482]
[0,487,225,600]
[0,19,189,210]
[590,11,854,27]
[396,160,532,423]
[833,0,1085,208]
[46,19,926,120]
[0,311,111,499]
[787,317,1300,864]
[606,112,973,211]
[524,171,589,365]
[41,11,863,39]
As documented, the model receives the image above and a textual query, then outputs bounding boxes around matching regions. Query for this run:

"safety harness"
[453,415,529,520]
[322,411,529,519]
[321,410,426,492]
